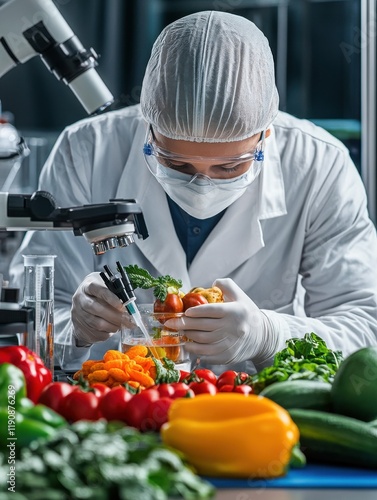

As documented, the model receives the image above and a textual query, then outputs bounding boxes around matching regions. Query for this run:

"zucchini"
[259,380,332,411]
[289,409,377,468]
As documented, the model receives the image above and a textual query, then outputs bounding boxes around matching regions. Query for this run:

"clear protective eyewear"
[142,125,265,190]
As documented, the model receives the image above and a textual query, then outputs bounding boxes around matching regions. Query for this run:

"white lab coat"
[9,105,377,371]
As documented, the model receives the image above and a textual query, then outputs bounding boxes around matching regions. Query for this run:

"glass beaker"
[23,255,56,375]
[121,304,191,372]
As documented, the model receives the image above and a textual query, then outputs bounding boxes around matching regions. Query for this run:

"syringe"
[100,262,160,357]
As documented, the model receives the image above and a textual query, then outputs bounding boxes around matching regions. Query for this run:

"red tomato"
[124,388,160,431]
[189,380,217,395]
[218,384,235,392]
[182,292,208,311]
[146,397,173,431]
[38,382,78,414]
[98,386,133,422]
[179,370,191,382]
[168,382,195,399]
[234,385,253,395]
[154,293,184,323]
[193,368,217,385]
[216,370,238,389]
[154,294,184,314]
[59,389,100,422]
[91,383,111,397]
[236,372,250,385]
[156,383,175,398]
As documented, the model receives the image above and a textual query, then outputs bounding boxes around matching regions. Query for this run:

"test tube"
[23,255,56,376]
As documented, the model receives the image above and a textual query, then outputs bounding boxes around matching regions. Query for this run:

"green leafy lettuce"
[251,332,343,394]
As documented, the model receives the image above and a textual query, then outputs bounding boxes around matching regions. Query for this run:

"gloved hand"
[71,272,132,347]
[164,278,283,365]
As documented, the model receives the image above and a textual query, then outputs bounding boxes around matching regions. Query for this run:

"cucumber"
[259,380,332,411]
[289,408,377,468]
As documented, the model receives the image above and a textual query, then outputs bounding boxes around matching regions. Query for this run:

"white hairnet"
[140,11,279,143]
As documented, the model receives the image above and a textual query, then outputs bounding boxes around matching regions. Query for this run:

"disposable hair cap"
[140,11,279,143]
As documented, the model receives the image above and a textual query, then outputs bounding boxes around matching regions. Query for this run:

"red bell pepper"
[0,346,52,403]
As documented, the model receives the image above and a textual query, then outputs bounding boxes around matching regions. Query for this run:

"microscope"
[0,0,149,342]
[0,0,149,253]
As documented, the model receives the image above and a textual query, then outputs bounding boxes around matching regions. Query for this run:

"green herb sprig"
[125,264,182,301]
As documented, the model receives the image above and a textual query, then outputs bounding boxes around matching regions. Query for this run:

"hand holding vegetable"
[71,272,132,347]
[165,278,286,365]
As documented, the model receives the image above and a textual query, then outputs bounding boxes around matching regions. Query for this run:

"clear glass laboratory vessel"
[23,254,56,375]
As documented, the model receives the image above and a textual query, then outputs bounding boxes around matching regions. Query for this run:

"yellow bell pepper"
[161,393,300,478]
[189,286,223,303]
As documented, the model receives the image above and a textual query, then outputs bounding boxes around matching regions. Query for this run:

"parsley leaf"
[152,356,180,384]
[125,265,183,301]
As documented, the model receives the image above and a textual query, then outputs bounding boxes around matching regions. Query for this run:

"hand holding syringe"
[100,262,161,358]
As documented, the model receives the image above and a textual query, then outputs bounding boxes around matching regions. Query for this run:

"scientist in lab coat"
[9,11,377,371]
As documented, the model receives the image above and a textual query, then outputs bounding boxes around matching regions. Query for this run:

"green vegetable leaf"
[125,265,157,289]
[252,332,343,393]
[0,420,214,499]
[124,265,182,301]
[153,357,180,384]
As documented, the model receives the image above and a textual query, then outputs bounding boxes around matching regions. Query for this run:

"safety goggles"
[142,125,265,188]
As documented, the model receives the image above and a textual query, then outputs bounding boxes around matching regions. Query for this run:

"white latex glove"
[164,278,282,365]
[71,272,132,347]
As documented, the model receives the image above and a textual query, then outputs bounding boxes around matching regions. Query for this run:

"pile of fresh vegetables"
[37,366,254,431]
[125,264,224,312]
[72,346,179,390]
[2,265,377,495]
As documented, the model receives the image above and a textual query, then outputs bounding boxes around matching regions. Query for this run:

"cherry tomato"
[218,384,235,392]
[236,372,250,385]
[91,383,111,397]
[182,292,208,311]
[154,293,184,323]
[216,370,238,389]
[189,380,217,395]
[154,294,184,314]
[179,370,191,382]
[98,386,133,422]
[59,389,100,422]
[146,397,174,431]
[124,388,160,431]
[168,382,195,399]
[193,368,217,386]
[156,383,175,398]
[38,382,78,414]
[234,385,253,395]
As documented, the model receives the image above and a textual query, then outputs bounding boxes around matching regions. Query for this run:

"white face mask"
[154,162,261,219]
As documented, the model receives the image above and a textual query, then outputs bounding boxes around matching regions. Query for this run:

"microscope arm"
[0,0,113,114]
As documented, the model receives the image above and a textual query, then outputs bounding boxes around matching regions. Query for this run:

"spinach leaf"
[0,420,214,499]
[252,332,343,393]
